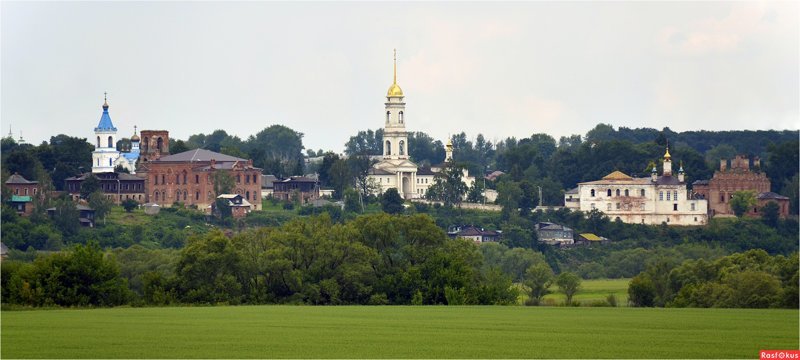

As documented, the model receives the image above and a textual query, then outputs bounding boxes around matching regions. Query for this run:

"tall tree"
[730,190,757,218]
[555,272,581,305]
[381,188,404,214]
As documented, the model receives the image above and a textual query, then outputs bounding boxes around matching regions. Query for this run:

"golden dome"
[664,147,671,160]
[446,138,453,148]
[387,83,404,97]
[130,126,140,141]
[387,49,404,98]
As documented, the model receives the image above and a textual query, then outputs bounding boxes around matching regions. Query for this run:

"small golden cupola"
[387,49,404,98]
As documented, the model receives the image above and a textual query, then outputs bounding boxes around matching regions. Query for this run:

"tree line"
[2,214,530,307]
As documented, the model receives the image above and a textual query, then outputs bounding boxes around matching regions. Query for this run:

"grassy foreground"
[2,306,797,358]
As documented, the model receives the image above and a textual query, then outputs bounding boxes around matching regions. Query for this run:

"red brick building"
[139,130,170,163]
[5,174,39,215]
[692,155,774,217]
[138,149,262,211]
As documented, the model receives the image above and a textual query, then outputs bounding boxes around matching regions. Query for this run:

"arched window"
[183,191,187,201]
[399,111,404,123]
[385,140,391,155]
[195,175,199,184]
[156,137,164,152]
[154,175,159,185]
[155,191,160,201]
[246,191,250,200]
[399,140,405,155]
[386,111,390,123]
[624,189,629,197]
[590,189,595,197]
[108,136,113,148]
[176,190,181,201]
[161,174,165,184]
[143,137,149,151]
[182,171,187,185]
[641,189,645,197]
[615,189,620,196]
[607,189,612,197]
[196,191,200,200]
[97,136,101,148]
[175,174,180,184]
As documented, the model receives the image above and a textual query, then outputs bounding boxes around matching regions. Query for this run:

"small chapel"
[91,93,140,174]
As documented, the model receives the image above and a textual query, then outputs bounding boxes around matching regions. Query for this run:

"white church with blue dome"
[91,93,140,174]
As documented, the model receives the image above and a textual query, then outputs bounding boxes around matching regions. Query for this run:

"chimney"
[720,159,727,172]
[754,157,761,169]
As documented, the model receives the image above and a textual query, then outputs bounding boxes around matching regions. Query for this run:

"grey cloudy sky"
[2,1,798,153]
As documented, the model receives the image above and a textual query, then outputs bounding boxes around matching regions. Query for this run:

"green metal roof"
[11,195,32,202]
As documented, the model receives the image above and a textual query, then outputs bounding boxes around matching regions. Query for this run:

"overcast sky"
[2,1,798,153]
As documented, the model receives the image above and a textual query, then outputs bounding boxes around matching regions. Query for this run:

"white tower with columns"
[383,49,408,160]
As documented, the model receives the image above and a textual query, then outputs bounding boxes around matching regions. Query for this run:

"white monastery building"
[569,147,708,226]
[367,51,474,199]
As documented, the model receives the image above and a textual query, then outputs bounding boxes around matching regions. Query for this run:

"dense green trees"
[627,249,798,308]
[1,242,129,306]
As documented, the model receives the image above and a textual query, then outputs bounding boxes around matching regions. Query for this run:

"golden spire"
[393,48,397,85]
[387,49,404,97]
[664,140,671,160]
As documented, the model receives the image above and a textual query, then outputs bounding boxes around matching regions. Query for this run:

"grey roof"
[564,187,578,194]
[536,222,572,232]
[692,180,709,185]
[655,176,682,185]
[417,167,435,176]
[5,174,37,184]
[47,204,94,212]
[261,175,279,188]
[457,226,499,237]
[369,168,395,175]
[154,149,247,163]
[281,176,318,183]
[758,192,789,200]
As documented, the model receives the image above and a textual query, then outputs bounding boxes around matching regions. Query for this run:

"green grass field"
[541,278,630,305]
[3,306,796,358]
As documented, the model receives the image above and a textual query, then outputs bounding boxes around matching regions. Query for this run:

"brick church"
[693,155,790,218]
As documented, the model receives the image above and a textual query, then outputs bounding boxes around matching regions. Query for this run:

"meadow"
[2,306,796,358]
[540,278,630,305]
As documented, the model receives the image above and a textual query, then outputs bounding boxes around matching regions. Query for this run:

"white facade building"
[575,148,708,226]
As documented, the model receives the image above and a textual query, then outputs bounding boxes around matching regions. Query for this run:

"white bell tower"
[92,92,120,173]
[383,49,409,161]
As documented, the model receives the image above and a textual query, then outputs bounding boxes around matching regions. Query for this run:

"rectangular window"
[673,204,678,211]
[616,203,621,210]
[691,203,696,211]
[659,191,663,201]
[666,192,671,201]
[196,175,199,184]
